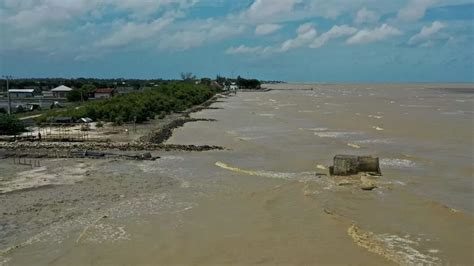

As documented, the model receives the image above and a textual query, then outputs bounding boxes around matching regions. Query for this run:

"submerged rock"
[360,175,377,191]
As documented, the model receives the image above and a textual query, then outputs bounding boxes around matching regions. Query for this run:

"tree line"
[37,82,218,125]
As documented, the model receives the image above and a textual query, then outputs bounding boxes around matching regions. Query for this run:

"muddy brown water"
[1,84,473,265]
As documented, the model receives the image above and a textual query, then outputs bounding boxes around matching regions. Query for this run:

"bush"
[38,82,216,125]
[96,121,104,128]
[67,89,85,102]
[0,114,26,135]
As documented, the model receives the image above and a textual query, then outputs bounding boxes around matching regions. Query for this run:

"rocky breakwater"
[0,141,224,154]
[140,118,217,144]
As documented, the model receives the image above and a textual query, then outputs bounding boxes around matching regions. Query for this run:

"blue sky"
[0,0,473,82]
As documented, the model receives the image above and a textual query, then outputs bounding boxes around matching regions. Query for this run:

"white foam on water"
[259,113,276,117]
[368,115,384,119]
[377,234,440,265]
[372,126,384,131]
[159,155,185,161]
[81,224,130,244]
[299,127,329,132]
[380,159,415,168]
[399,104,433,108]
[0,257,10,266]
[441,110,465,115]
[1,163,89,194]
[215,161,316,181]
[316,164,327,170]
[314,131,361,139]
[393,180,407,186]
[225,130,238,136]
[347,143,361,149]
[277,103,297,107]
[355,139,392,144]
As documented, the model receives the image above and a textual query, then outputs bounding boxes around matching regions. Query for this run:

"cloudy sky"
[0,0,473,82]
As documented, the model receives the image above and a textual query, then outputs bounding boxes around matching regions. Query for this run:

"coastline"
[0,93,230,156]
[1,85,473,265]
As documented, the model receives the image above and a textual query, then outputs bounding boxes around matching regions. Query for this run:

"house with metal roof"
[93,88,116,99]
[51,85,73,98]
[8,89,37,98]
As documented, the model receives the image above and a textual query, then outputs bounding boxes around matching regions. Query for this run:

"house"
[42,91,54,98]
[94,88,116,99]
[8,89,36,98]
[228,82,239,91]
[51,85,73,98]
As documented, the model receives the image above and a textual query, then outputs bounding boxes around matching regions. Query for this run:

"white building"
[229,82,239,91]
[8,89,36,98]
[51,85,73,98]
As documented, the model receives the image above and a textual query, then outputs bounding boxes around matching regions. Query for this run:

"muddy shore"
[0,159,177,253]
[0,92,230,259]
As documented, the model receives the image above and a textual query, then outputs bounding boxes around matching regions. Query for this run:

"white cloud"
[279,23,317,52]
[397,0,436,22]
[2,0,197,29]
[96,17,174,48]
[226,45,264,54]
[347,24,402,45]
[310,25,358,48]
[255,24,282,35]
[354,8,379,24]
[409,21,445,45]
[243,0,302,22]
[159,20,246,50]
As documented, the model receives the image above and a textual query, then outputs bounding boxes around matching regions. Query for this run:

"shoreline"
[0,92,231,156]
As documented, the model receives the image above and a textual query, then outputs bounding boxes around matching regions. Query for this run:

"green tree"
[0,114,26,135]
[180,72,196,82]
[67,84,96,102]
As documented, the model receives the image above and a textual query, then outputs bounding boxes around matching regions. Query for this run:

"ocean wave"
[441,110,465,115]
[314,131,361,139]
[380,159,415,168]
[354,139,392,144]
[215,161,315,181]
[372,126,384,131]
[368,115,383,119]
[377,234,440,265]
[299,127,329,132]
[348,225,440,265]
[259,113,276,117]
